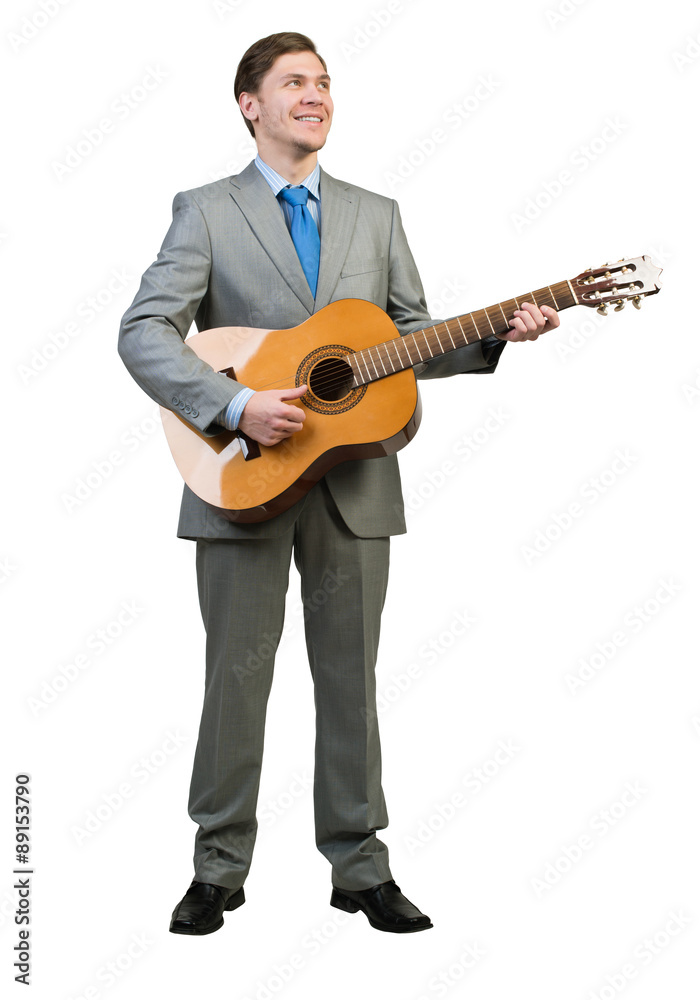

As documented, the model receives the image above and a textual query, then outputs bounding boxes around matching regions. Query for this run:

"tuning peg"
[604,271,612,278]
[633,296,642,309]
[614,300,625,311]
[597,303,608,316]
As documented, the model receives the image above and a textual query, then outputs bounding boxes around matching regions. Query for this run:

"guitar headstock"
[572,255,662,313]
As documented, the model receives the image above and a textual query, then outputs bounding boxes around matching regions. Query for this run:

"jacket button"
[171,396,179,405]
[191,408,199,418]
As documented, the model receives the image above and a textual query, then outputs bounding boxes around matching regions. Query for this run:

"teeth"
[297,116,321,122]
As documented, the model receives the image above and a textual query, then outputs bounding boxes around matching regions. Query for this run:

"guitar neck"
[349,278,579,385]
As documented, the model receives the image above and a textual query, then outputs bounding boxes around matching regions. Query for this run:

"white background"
[3,0,699,998]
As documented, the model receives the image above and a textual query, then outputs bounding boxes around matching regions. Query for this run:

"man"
[118,31,559,936]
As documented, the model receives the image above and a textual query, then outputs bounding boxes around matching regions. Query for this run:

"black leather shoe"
[330,879,433,933]
[169,880,245,935]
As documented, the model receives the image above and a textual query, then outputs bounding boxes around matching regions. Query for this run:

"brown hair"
[234,32,327,137]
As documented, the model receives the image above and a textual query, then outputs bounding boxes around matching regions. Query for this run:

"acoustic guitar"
[161,255,662,523]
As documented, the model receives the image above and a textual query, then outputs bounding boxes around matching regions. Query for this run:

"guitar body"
[160,299,421,523]
[159,257,662,523]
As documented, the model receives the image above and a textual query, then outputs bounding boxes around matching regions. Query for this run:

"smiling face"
[239,50,333,174]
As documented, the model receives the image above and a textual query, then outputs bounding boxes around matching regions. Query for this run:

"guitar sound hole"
[308,356,354,402]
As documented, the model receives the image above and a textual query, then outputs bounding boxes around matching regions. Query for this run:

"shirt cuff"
[216,387,256,430]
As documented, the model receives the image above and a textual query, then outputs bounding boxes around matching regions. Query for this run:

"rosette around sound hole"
[297,345,367,415]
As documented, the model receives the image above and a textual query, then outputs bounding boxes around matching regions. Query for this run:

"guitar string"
[223,287,572,398]
[233,319,489,395]
[242,319,492,396]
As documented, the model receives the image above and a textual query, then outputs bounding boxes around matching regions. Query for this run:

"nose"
[301,82,323,103]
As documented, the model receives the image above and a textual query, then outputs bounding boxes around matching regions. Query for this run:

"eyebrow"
[278,72,331,83]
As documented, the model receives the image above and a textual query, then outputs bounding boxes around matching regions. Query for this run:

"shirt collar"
[254,153,321,202]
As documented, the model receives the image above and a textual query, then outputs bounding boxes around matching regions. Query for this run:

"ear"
[239,92,259,126]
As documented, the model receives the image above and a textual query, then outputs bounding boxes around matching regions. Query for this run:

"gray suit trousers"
[188,479,392,892]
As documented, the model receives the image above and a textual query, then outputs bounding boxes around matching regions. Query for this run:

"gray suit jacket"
[118,161,504,539]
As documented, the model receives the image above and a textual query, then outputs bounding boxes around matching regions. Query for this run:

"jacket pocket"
[341,255,384,277]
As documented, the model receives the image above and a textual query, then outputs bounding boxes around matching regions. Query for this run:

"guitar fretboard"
[348,279,578,386]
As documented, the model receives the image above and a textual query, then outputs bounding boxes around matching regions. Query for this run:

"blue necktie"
[279,185,320,297]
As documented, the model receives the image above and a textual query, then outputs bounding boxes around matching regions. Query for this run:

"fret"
[380,344,395,373]
[366,348,382,378]
[407,332,422,365]
[443,320,457,351]
[356,350,372,383]
[347,271,581,384]
[347,355,362,387]
[397,336,414,367]
[433,323,451,355]
[384,341,401,371]
[485,304,508,336]
[503,297,520,322]
[370,345,387,376]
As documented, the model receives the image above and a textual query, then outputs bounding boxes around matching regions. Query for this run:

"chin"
[295,138,327,155]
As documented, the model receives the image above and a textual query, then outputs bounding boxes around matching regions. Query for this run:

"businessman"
[118,31,559,936]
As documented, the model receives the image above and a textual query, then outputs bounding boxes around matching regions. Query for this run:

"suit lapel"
[227,162,360,316]
[228,162,315,314]
[315,169,359,311]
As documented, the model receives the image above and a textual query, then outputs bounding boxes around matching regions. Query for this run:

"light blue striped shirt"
[215,156,321,431]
